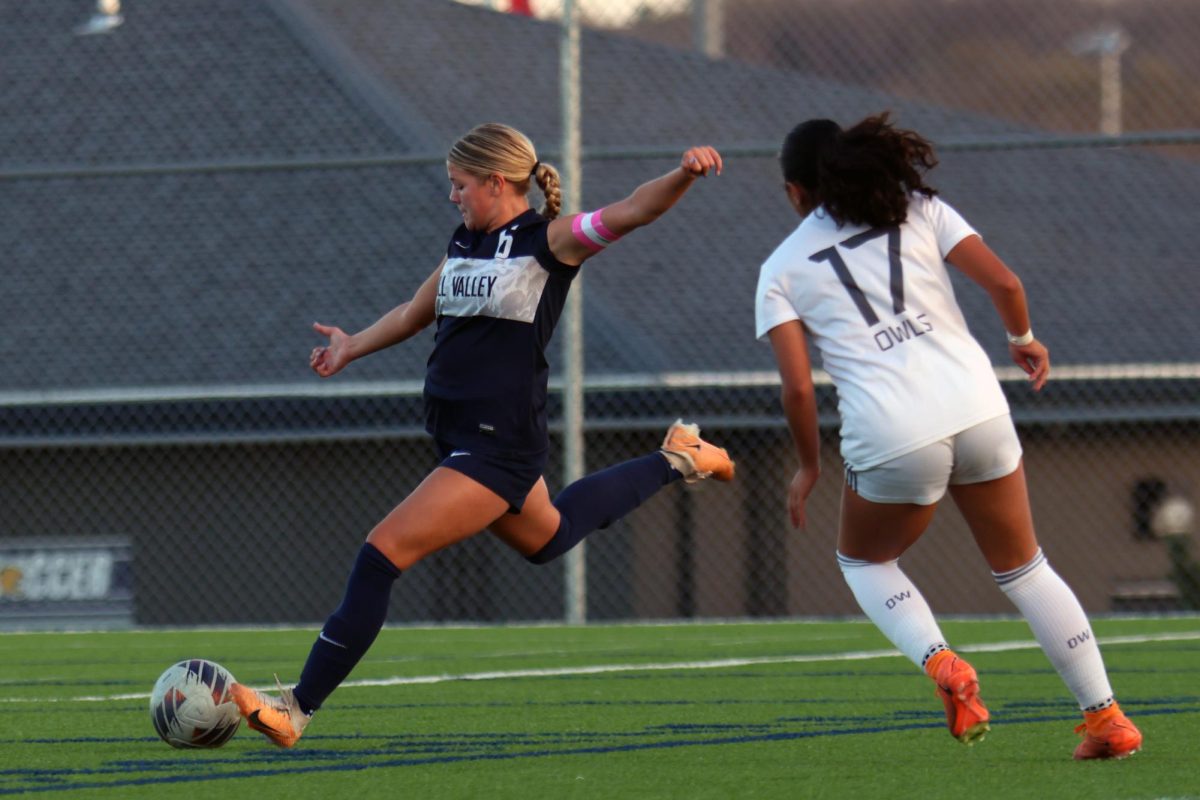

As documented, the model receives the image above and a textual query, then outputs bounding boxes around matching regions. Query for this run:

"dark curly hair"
[780,112,938,228]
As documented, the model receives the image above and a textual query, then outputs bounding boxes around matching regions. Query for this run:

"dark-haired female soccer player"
[229,123,735,747]
[754,113,1140,759]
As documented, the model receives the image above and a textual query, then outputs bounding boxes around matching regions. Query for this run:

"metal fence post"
[560,0,586,624]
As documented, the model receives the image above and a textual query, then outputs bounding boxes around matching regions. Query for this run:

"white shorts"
[844,414,1022,506]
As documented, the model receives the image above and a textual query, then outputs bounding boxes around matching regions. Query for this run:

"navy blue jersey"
[424,209,577,457]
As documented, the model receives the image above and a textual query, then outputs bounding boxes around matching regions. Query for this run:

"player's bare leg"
[951,462,1141,758]
[488,477,560,556]
[948,463,1038,573]
[836,487,990,743]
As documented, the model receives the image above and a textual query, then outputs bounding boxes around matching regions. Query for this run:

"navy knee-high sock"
[292,543,401,715]
[528,453,679,565]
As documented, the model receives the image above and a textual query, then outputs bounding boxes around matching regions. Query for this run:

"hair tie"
[530,160,541,177]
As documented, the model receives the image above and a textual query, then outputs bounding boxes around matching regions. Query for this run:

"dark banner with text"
[0,538,133,630]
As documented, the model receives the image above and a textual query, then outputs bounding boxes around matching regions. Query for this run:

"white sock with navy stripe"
[838,553,948,669]
[994,549,1114,710]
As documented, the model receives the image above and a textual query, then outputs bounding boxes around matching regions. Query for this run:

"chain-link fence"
[2,0,1198,629]
[497,0,1200,138]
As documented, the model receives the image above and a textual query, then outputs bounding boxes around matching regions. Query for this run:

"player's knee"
[525,549,555,566]
[525,534,563,566]
[524,518,572,566]
[364,534,422,572]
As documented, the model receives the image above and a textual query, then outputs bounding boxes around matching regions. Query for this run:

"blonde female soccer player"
[754,113,1140,759]
[227,123,734,747]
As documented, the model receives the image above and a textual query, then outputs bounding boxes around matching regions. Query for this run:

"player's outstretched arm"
[310,258,445,378]
[546,146,722,265]
[946,235,1049,391]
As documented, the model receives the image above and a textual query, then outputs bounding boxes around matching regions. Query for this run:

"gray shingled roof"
[3,0,1197,398]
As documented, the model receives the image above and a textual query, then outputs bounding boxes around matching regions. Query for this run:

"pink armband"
[571,209,622,253]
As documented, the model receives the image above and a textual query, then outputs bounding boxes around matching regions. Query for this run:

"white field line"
[6,630,1198,705]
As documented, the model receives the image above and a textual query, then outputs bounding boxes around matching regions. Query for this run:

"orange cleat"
[1073,702,1142,760]
[660,419,735,483]
[925,650,990,745]
[229,678,311,748]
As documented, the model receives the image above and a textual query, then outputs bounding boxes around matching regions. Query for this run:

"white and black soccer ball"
[149,659,241,749]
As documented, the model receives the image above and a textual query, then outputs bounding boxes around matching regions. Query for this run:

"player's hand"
[681,146,722,178]
[310,322,352,378]
[1009,338,1049,391]
[787,466,819,529]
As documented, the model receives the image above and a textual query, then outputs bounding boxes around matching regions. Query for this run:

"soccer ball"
[149,659,241,749]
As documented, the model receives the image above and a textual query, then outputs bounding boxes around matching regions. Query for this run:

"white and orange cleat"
[229,677,311,748]
[1073,702,1142,760]
[660,419,735,483]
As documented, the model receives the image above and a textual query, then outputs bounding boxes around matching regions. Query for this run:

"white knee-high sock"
[838,553,948,669]
[995,549,1114,711]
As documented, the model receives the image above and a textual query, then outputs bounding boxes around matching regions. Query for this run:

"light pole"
[1071,24,1131,136]
[560,0,586,625]
[693,0,724,58]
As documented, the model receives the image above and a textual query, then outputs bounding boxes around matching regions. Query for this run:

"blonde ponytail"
[533,161,562,220]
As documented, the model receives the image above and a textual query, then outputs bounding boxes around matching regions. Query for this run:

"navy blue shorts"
[434,439,547,514]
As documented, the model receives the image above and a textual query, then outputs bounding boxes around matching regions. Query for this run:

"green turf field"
[2,617,1198,799]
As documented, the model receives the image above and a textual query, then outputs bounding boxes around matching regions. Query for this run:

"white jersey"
[755,194,1009,470]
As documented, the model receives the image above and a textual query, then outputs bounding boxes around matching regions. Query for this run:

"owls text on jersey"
[754,194,1009,470]
[424,209,576,457]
